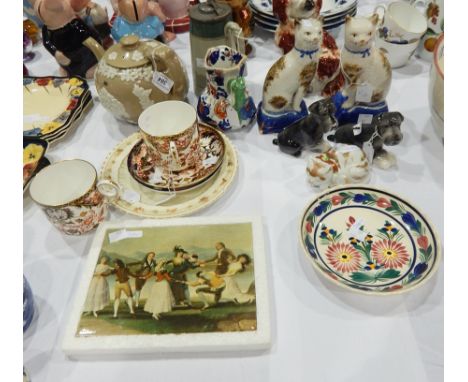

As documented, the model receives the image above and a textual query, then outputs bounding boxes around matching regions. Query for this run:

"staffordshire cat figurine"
[258,19,322,134]
[341,14,392,109]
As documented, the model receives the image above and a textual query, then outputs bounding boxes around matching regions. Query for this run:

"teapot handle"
[83,37,105,61]
[144,45,168,74]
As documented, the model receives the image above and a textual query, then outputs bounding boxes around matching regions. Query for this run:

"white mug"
[375,1,427,44]
[375,35,419,68]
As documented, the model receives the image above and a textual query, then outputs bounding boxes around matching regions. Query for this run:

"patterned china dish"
[300,186,441,295]
[128,124,225,192]
[23,137,49,192]
[100,127,238,218]
[23,276,35,332]
[23,76,92,143]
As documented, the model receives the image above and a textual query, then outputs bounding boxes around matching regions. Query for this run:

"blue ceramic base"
[332,91,389,125]
[197,96,257,131]
[257,101,308,134]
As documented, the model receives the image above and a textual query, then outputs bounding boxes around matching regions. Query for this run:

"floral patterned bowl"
[300,185,441,295]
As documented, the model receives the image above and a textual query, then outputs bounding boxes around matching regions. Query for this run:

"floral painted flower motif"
[41,121,61,134]
[36,77,51,86]
[376,197,391,208]
[305,221,312,233]
[364,261,381,271]
[371,239,409,269]
[214,100,227,119]
[68,78,83,87]
[331,195,343,205]
[23,143,44,165]
[70,87,84,97]
[326,243,361,273]
[417,235,429,250]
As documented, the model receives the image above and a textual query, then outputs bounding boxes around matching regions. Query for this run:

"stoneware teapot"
[85,35,189,124]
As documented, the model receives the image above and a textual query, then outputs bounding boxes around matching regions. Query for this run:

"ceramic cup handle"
[374,5,387,25]
[169,141,180,171]
[96,179,120,202]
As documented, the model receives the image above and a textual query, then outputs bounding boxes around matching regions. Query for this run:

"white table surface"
[23,1,444,381]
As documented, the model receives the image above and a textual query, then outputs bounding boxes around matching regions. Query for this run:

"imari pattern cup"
[138,101,203,174]
[29,159,119,235]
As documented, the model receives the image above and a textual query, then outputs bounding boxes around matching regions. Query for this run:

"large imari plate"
[300,186,441,295]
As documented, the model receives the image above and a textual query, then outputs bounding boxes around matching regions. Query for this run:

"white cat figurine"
[262,18,322,113]
[341,14,392,109]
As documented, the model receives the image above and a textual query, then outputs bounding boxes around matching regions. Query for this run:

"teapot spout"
[83,37,105,60]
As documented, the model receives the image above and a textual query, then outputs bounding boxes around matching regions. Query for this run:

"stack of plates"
[250,0,357,34]
[23,76,93,144]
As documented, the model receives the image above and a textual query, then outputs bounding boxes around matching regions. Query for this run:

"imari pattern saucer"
[127,125,225,192]
[300,186,441,295]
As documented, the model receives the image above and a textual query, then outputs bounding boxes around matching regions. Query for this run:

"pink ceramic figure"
[33,0,103,78]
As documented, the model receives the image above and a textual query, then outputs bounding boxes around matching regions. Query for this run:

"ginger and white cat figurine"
[262,18,322,114]
[341,14,392,109]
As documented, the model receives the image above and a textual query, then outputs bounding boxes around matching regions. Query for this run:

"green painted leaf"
[350,272,376,283]
[377,269,401,279]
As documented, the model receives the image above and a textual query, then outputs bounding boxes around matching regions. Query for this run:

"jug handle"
[83,37,105,60]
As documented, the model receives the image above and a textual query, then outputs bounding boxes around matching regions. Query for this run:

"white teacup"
[375,1,427,44]
[376,34,419,68]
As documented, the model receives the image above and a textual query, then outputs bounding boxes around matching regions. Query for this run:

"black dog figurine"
[327,112,404,169]
[272,98,338,157]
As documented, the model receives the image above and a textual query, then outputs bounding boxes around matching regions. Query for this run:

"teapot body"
[95,38,189,124]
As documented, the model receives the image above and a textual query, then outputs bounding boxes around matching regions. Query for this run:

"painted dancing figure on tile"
[143,260,175,320]
[82,256,112,317]
[129,252,156,308]
[111,259,137,318]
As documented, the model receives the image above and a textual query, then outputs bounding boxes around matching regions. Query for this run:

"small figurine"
[307,145,370,190]
[272,0,344,97]
[332,14,392,125]
[74,0,113,49]
[35,0,103,78]
[272,98,337,156]
[327,112,404,169]
[197,45,256,131]
[273,0,319,53]
[111,0,175,43]
[257,19,322,134]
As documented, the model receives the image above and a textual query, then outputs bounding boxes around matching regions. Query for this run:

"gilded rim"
[299,184,442,296]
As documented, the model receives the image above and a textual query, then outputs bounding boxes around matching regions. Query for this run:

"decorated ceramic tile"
[23,76,92,142]
[128,125,225,192]
[23,137,49,191]
[300,186,441,294]
[100,128,238,218]
[62,217,270,356]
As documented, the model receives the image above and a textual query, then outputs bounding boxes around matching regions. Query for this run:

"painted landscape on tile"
[76,223,257,337]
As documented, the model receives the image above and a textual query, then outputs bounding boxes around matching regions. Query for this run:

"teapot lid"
[103,35,151,69]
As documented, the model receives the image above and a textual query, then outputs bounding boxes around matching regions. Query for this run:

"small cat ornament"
[332,14,392,125]
[257,18,322,134]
